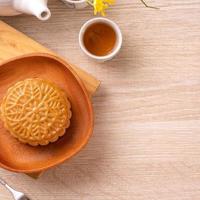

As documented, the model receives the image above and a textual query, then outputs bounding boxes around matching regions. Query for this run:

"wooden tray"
[0,20,100,178]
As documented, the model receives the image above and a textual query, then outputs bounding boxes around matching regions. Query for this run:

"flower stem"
[87,0,93,6]
[140,0,159,9]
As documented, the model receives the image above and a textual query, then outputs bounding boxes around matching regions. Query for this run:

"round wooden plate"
[0,53,94,173]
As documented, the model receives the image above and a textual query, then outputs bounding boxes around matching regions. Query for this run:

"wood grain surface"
[1,0,200,199]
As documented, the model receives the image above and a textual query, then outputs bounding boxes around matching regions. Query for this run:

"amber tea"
[83,22,117,57]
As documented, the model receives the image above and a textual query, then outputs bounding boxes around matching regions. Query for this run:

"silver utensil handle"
[0,178,27,200]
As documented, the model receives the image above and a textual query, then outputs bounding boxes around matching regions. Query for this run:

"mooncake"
[0,78,72,146]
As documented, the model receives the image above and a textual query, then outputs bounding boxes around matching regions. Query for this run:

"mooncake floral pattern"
[0,79,71,146]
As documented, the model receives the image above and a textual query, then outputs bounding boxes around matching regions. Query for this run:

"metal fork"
[0,178,30,200]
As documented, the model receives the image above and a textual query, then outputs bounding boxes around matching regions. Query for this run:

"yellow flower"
[88,0,115,16]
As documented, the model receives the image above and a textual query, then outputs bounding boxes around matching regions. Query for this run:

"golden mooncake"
[0,78,72,146]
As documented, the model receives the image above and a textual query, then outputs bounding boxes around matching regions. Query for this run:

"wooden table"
[1,0,200,199]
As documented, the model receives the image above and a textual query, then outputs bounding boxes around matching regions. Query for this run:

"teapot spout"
[13,0,51,21]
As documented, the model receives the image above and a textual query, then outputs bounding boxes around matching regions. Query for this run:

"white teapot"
[0,0,51,20]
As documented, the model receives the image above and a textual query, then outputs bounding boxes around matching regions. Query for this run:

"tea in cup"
[79,18,122,62]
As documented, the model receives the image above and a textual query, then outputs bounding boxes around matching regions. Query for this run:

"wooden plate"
[0,53,94,173]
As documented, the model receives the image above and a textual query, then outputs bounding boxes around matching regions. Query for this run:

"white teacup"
[79,18,123,62]
[60,0,88,9]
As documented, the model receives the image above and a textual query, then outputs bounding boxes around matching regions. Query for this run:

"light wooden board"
[1,0,200,199]
[0,19,100,178]
[0,21,100,96]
